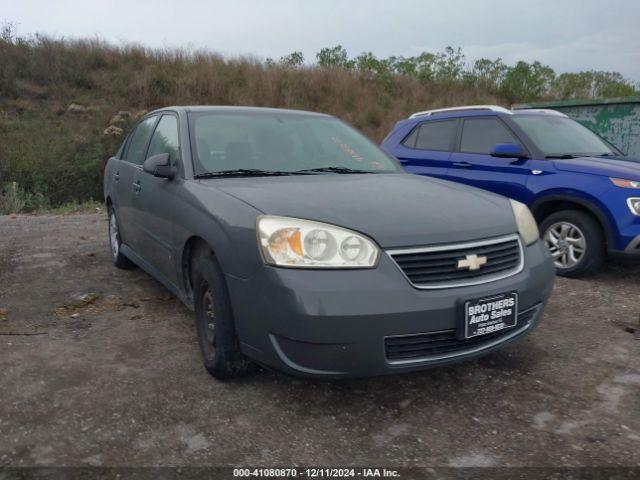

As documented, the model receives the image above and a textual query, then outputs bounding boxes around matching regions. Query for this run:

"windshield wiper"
[295,166,377,174]
[195,169,306,178]
[545,154,578,159]
[195,166,379,178]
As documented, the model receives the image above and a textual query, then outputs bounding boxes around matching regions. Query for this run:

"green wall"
[513,98,640,158]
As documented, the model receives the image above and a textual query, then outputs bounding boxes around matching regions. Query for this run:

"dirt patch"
[0,212,639,468]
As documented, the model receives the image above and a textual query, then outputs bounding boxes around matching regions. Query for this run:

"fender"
[530,192,616,249]
[171,181,265,296]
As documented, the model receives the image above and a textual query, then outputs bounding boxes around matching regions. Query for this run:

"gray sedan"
[103,106,555,379]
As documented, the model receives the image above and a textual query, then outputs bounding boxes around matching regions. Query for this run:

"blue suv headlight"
[627,198,640,216]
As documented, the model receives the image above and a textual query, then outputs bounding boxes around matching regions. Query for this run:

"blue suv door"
[448,116,533,203]
[393,118,459,180]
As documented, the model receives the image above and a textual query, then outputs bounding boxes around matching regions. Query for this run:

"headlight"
[257,216,379,268]
[510,200,539,246]
[627,198,640,216]
[611,178,640,189]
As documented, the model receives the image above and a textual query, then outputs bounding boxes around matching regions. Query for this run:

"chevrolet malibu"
[103,106,555,379]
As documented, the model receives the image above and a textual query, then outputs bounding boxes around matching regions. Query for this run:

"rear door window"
[460,117,520,154]
[116,136,129,159]
[404,120,458,151]
[124,116,158,165]
[146,115,180,165]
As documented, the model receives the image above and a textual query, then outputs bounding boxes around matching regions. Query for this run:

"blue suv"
[381,105,640,277]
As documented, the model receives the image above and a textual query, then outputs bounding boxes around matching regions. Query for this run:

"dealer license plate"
[464,292,518,339]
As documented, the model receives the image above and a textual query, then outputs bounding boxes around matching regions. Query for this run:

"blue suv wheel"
[539,209,605,277]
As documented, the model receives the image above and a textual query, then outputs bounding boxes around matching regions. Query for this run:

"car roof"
[147,105,331,118]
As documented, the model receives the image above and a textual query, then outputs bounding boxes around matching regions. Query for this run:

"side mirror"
[490,143,526,159]
[142,153,175,179]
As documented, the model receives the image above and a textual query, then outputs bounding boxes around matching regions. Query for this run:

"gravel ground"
[0,212,638,469]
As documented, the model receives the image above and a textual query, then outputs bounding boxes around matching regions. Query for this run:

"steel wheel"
[193,255,253,379]
[543,221,586,269]
[109,211,119,259]
[199,284,216,361]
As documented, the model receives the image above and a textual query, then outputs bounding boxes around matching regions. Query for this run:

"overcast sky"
[3,0,640,81]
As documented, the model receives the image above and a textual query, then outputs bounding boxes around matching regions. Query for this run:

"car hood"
[553,155,640,179]
[205,173,516,248]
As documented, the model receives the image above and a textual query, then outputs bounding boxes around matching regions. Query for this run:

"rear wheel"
[193,255,253,379]
[107,205,135,269]
[540,210,604,278]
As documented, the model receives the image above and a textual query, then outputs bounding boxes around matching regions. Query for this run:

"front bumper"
[612,234,640,257]
[226,239,555,378]
[601,186,640,255]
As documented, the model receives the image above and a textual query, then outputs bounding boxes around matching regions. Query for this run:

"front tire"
[193,255,253,379]
[107,205,135,269]
[540,210,605,278]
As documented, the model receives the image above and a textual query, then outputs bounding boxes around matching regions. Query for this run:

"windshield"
[189,112,399,176]
[511,115,619,158]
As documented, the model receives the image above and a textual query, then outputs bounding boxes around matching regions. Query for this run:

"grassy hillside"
[1,27,637,213]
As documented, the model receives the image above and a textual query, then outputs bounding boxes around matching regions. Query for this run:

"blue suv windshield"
[511,115,618,158]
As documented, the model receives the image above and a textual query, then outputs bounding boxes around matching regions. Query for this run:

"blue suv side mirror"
[491,143,526,159]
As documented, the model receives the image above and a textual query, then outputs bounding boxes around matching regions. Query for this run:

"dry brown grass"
[0,35,505,209]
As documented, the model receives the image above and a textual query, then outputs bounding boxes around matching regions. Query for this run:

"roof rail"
[513,108,568,117]
[409,105,512,119]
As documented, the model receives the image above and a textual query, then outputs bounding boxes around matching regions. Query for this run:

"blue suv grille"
[387,234,523,289]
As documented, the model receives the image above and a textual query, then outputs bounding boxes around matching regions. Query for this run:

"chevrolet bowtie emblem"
[457,254,488,271]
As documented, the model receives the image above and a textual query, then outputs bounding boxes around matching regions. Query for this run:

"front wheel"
[540,210,605,278]
[193,255,253,379]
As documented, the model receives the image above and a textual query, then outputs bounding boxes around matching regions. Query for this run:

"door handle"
[113,172,120,181]
[453,161,472,168]
[133,181,141,193]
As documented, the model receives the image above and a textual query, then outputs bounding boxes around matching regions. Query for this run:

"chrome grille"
[387,234,523,289]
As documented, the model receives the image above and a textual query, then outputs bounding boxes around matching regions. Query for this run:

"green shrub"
[0,182,49,214]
